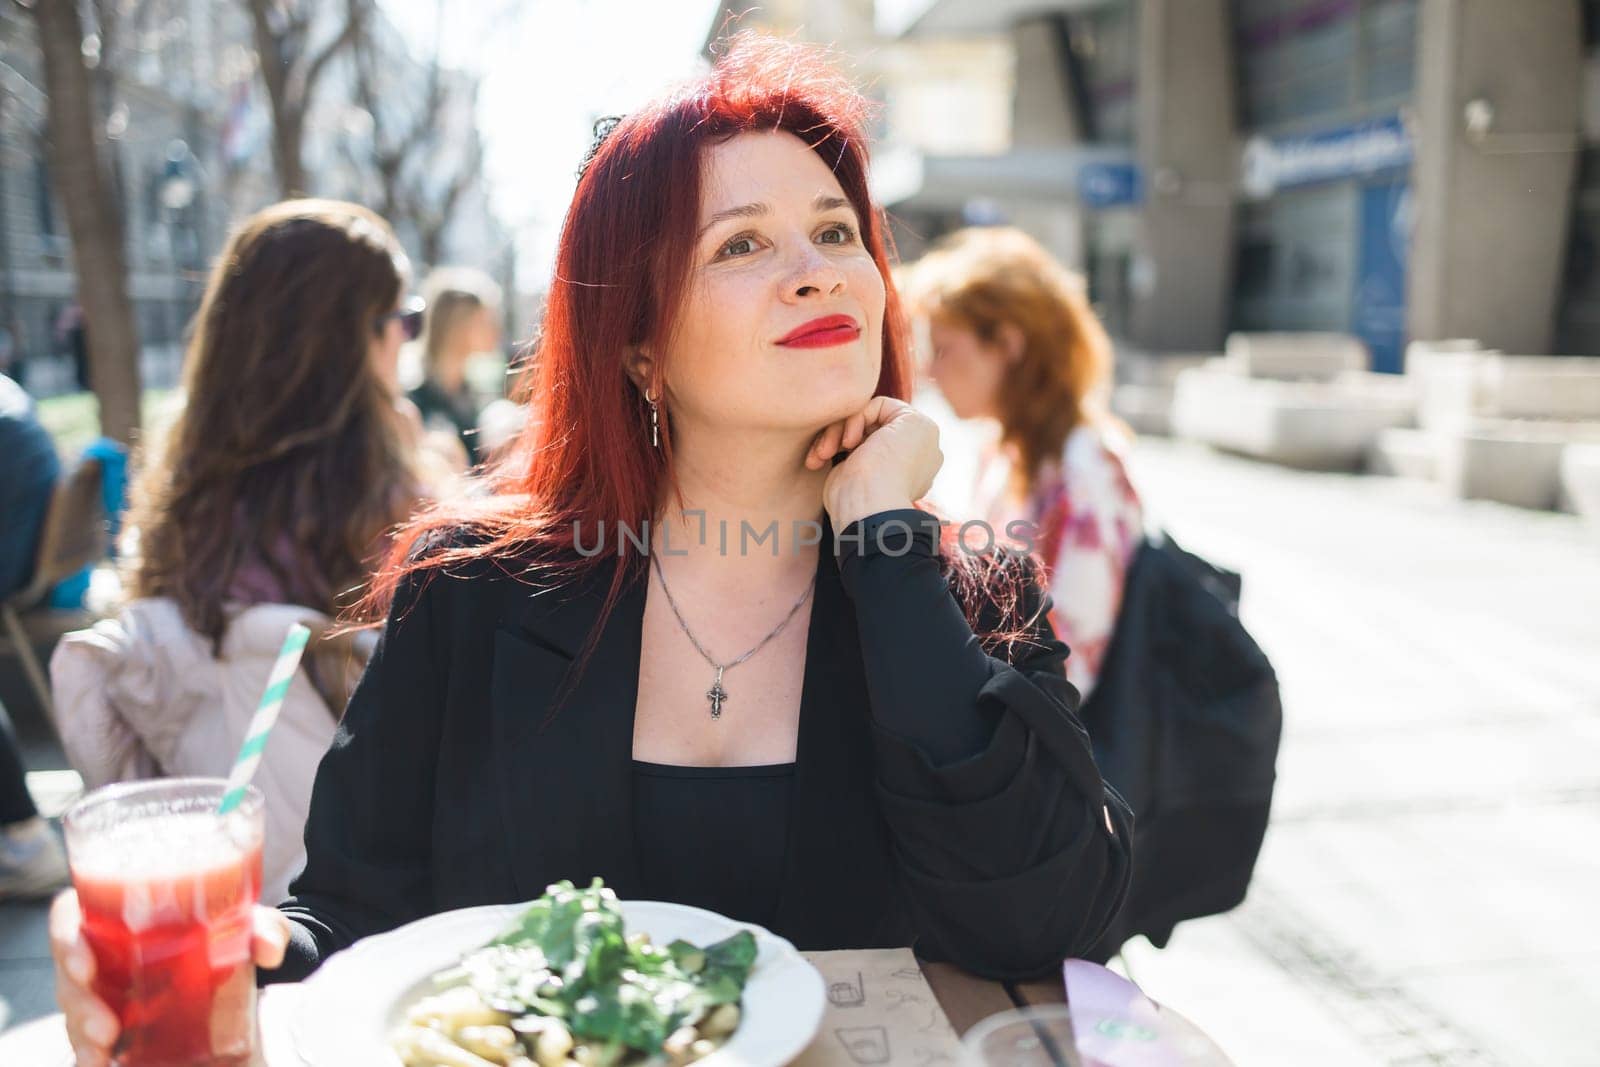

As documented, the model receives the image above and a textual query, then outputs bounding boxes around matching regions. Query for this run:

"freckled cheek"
[682,275,766,362]
[847,263,887,363]
[849,262,886,322]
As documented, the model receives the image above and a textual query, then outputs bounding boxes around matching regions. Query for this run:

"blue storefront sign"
[1354,179,1412,374]
[1241,114,1412,199]
[1078,162,1143,209]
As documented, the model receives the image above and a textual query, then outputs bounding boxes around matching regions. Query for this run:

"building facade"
[0,1,505,398]
[0,0,251,395]
[891,0,1593,369]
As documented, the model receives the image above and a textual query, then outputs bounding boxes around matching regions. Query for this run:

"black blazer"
[273,511,1133,982]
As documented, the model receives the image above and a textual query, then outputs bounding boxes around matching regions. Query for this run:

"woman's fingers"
[836,409,860,451]
[48,891,98,992]
[252,906,291,969]
[65,1030,111,1067]
[811,397,913,469]
[807,420,846,469]
[50,890,120,1063]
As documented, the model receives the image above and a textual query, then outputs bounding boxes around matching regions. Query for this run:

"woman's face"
[656,130,885,439]
[467,304,501,355]
[926,315,1008,420]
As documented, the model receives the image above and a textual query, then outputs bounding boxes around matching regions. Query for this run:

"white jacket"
[49,598,372,905]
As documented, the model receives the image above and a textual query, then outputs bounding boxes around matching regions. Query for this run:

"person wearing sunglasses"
[383,296,427,341]
[407,268,504,466]
[371,295,425,395]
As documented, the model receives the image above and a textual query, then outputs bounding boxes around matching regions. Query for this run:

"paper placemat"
[791,948,966,1066]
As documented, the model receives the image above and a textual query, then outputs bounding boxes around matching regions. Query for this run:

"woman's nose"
[782,245,846,301]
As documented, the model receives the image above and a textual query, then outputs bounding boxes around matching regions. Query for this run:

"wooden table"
[0,956,1069,1065]
[921,961,1067,1034]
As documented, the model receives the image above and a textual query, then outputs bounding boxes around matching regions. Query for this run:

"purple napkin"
[1063,960,1235,1067]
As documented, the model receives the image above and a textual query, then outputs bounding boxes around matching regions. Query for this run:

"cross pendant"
[707,666,727,719]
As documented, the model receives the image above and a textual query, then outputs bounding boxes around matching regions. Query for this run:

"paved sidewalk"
[0,742,73,1033]
[1113,439,1600,1067]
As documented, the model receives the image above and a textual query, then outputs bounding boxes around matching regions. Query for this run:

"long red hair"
[360,34,1040,673]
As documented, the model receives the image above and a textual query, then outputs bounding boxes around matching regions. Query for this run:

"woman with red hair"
[904,227,1144,701]
[52,36,1130,1061]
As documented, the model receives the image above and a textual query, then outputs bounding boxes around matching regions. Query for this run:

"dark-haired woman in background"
[50,199,425,913]
[52,40,1131,1064]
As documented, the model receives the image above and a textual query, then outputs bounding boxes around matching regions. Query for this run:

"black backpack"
[1078,532,1282,959]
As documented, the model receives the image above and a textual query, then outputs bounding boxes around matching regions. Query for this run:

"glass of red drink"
[63,778,265,1067]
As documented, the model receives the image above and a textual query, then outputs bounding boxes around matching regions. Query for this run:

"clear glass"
[63,778,265,1067]
[963,1005,1080,1066]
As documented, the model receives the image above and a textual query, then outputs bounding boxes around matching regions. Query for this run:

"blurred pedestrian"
[0,371,69,899]
[54,304,90,393]
[408,266,504,465]
[904,226,1143,700]
[0,372,61,601]
[49,199,426,904]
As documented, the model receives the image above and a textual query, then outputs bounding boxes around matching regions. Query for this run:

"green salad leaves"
[432,879,758,1058]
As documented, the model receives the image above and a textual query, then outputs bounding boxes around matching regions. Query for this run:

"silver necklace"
[649,551,815,719]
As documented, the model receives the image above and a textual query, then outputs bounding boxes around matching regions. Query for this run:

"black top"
[631,760,795,929]
[272,509,1133,983]
[408,378,481,463]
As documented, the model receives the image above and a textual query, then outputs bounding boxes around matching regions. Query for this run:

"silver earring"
[645,387,660,448]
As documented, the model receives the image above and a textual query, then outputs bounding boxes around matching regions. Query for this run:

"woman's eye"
[718,234,758,258]
[817,223,857,245]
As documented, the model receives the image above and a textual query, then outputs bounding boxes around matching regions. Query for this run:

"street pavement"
[2,436,1597,1063]
[1112,438,1600,1067]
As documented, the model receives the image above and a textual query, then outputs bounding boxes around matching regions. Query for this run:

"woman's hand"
[50,890,292,1067]
[807,396,943,530]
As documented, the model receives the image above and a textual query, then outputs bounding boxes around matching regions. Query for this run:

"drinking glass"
[63,778,265,1067]
[963,1005,1080,1066]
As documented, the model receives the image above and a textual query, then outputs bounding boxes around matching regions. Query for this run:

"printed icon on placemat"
[836,1025,892,1064]
[829,971,866,1007]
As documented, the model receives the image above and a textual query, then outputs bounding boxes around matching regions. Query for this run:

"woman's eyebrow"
[698,202,768,239]
[697,194,856,239]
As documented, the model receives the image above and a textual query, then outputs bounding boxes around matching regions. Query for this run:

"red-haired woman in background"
[52,36,1130,1061]
[905,228,1143,700]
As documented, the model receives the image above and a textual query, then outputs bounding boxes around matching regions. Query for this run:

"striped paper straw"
[218,623,311,815]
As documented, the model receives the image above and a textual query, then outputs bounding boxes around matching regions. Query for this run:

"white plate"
[289,899,826,1066]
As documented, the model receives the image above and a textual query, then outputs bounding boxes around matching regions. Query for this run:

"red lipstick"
[776,314,861,348]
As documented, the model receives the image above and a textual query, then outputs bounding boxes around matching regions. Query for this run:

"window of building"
[1231,185,1356,332]
[33,158,58,239]
[1234,0,1418,133]
[1065,4,1137,145]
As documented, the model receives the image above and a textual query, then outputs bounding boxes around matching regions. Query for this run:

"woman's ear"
[995,322,1026,365]
[624,348,656,393]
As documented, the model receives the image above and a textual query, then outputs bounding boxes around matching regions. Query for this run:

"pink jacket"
[49,598,373,904]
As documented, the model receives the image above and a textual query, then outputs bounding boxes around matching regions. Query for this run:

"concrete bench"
[1437,420,1600,511]
[1112,352,1214,436]
[1560,444,1600,530]
[1368,427,1440,481]
[1171,364,1414,470]
[1223,332,1368,381]
[1413,349,1600,430]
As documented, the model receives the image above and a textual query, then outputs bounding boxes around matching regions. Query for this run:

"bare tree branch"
[297,0,367,110]
[347,0,484,265]
[241,0,370,196]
